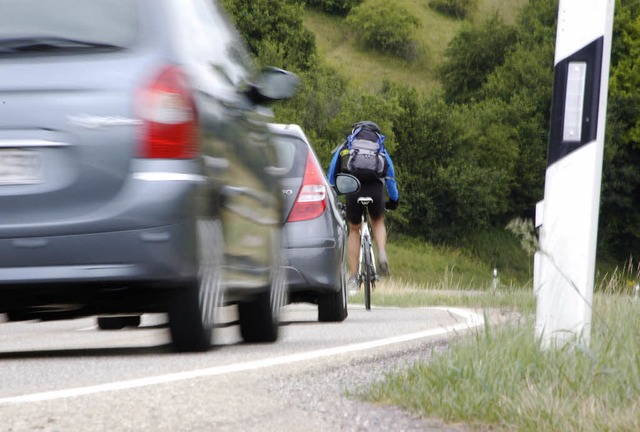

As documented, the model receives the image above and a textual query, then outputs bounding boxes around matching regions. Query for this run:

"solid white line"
[0,308,483,404]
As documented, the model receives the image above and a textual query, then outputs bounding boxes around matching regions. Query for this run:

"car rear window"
[0,0,138,49]
[272,135,309,178]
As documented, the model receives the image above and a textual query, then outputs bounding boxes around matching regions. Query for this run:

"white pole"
[533,0,615,349]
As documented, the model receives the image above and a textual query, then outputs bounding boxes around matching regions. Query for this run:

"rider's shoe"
[347,275,358,295]
[378,250,390,277]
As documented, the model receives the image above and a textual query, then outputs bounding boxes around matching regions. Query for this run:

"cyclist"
[327,120,399,292]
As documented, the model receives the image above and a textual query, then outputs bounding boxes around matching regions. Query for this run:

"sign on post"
[534,0,615,348]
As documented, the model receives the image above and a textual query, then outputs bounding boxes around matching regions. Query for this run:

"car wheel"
[318,259,348,322]
[238,230,286,343]
[6,310,31,321]
[168,219,224,352]
[97,315,141,330]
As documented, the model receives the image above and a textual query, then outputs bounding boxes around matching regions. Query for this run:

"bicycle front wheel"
[363,239,373,311]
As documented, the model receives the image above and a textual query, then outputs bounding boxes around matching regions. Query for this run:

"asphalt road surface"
[0,303,485,432]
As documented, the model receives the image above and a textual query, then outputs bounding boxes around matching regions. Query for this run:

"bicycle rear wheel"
[363,239,373,310]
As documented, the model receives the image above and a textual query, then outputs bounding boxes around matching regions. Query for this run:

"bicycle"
[356,197,378,310]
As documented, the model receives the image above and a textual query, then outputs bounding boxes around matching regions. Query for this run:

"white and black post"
[534,0,615,348]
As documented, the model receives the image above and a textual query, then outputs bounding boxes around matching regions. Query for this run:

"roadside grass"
[383,230,533,290]
[386,237,498,289]
[353,250,640,431]
[349,277,536,313]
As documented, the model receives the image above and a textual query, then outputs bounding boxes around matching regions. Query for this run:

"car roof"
[268,123,307,141]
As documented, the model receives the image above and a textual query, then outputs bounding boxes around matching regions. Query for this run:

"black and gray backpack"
[344,124,387,181]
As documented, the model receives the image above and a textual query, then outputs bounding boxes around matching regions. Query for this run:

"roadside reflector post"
[533,0,615,349]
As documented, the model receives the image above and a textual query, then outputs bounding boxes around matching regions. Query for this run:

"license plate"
[0,149,42,185]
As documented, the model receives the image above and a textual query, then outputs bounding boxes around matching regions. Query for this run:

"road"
[0,304,485,432]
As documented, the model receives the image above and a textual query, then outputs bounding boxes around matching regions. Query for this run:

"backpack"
[343,125,387,181]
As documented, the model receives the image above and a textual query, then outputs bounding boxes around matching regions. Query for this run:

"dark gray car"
[270,124,359,322]
[0,0,299,352]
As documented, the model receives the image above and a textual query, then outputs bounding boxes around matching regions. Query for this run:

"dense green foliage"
[220,0,640,261]
[346,1,422,60]
[218,0,317,72]
[306,0,363,16]
[438,14,517,103]
[428,0,479,19]
[601,0,640,258]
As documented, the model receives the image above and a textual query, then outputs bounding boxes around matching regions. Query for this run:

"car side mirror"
[334,173,360,195]
[248,67,300,103]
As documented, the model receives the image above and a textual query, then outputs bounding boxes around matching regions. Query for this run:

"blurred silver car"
[269,124,359,322]
[0,0,299,352]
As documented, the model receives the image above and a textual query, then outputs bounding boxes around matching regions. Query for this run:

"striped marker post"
[534,0,615,348]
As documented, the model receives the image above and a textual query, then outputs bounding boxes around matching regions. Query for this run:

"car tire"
[6,310,31,321]
[97,315,141,330]
[318,260,348,322]
[168,219,224,352]
[238,230,286,343]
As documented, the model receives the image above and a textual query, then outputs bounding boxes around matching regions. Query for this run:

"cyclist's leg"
[347,221,361,279]
[371,216,389,276]
[345,193,363,290]
[367,181,390,276]
[371,216,387,254]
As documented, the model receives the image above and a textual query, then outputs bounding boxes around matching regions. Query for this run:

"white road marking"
[0,308,483,404]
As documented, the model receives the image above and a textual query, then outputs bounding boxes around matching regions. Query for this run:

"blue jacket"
[327,141,399,202]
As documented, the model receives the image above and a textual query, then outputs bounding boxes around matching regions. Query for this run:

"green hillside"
[304,0,527,93]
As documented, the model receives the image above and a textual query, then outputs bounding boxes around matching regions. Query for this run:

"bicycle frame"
[356,197,377,310]
[358,213,377,279]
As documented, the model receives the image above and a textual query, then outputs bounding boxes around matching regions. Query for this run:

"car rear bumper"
[0,218,198,287]
[284,238,341,293]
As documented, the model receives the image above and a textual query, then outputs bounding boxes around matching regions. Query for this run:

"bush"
[219,0,317,72]
[346,1,421,60]
[438,14,517,104]
[428,0,478,19]
[306,0,364,16]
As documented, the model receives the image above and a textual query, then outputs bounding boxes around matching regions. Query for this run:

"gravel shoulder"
[256,308,513,432]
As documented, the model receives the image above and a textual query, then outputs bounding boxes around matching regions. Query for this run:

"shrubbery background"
[220,0,640,263]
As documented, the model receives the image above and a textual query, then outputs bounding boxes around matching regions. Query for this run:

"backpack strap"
[376,133,386,153]
[348,127,387,152]
[330,140,347,154]
[346,126,363,148]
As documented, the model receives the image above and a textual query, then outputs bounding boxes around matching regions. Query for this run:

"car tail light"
[137,65,199,159]
[287,151,327,222]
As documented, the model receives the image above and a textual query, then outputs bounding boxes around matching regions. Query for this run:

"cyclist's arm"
[326,146,342,187]
[384,153,399,201]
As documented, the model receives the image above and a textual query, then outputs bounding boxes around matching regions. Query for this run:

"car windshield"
[0,0,138,50]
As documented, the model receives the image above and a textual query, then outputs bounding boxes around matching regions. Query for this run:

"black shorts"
[345,180,385,225]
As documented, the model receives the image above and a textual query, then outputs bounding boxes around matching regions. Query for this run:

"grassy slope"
[304,0,527,93]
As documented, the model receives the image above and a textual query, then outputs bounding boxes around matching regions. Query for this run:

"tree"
[306,0,363,16]
[219,0,318,72]
[346,1,421,60]
[428,0,478,20]
[438,14,517,104]
[599,0,640,258]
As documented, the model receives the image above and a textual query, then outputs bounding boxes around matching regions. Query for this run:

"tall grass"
[385,230,532,291]
[387,237,496,289]
[350,276,536,312]
[361,271,640,431]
